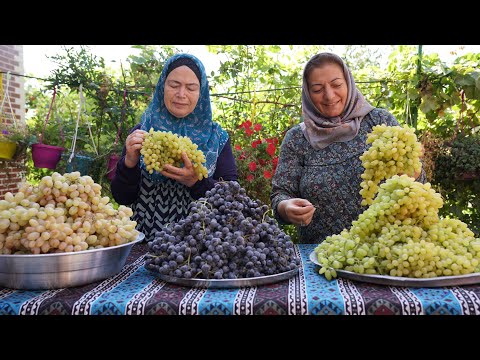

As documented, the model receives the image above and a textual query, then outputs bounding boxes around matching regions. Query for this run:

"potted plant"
[106,153,120,181]
[0,121,37,161]
[65,149,95,176]
[30,87,66,169]
[31,120,65,169]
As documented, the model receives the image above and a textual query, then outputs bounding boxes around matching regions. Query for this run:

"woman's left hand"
[161,152,198,187]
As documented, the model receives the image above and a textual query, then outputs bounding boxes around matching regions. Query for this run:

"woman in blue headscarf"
[111,53,238,241]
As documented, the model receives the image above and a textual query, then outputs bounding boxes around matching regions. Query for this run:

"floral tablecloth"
[1,243,479,315]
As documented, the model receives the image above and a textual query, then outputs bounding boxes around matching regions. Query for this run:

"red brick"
[7,47,19,56]
[0,64,14,71]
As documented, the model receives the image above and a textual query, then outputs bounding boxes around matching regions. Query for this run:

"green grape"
[315,175,480,279]
[141,128,208,180]
[360,125,422,206]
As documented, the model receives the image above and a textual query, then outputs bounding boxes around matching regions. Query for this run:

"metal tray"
[0,232,145,290]
[309,250,480,288]
[153,267,299,289]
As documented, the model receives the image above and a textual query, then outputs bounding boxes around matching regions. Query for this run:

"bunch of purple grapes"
[145,181,301,279]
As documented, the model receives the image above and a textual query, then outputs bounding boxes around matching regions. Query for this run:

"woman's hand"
[278,198,316,226]
[161,152,198,187]
[125,129,147,168]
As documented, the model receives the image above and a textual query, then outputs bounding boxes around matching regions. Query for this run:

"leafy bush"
[431,132,480,236]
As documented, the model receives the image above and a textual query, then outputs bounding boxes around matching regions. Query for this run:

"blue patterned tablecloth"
[1,243,479,315]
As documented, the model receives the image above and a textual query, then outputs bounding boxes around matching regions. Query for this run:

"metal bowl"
[0,232,144,290]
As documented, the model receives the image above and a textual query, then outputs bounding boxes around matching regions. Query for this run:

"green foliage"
[449,134,480,174]
[127,45,180,97]
[431,132,480,236]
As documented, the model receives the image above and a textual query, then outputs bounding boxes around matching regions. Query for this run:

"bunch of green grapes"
[141,128,208,181]
[360,124,422,206]
[0,171,139,254]
[314,175,480,280]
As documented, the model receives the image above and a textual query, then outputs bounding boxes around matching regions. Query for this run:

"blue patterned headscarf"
[140,53,229,183]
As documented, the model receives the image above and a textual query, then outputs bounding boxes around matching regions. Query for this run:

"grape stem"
[262,208,273,223]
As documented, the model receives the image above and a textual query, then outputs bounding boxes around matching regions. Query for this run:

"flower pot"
[0,139,17,160]
[106,154,120,181]
[31,143,64,169]
[66,154,94,176]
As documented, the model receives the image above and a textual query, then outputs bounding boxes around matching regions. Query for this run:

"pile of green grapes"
[315,123,480,280]
[141,128,208,180]
[315,175,480,280]
[0,172,139,254]
[359,125,422,206]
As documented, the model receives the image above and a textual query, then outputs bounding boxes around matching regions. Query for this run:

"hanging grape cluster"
[141,128,208,180]
[0,172,139,254]
[360,125,422,206]
[315,175,480,279]
[145,181,301,279]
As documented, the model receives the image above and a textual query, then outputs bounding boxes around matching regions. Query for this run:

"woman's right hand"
[124,129,147,168]
[278,198,316,226]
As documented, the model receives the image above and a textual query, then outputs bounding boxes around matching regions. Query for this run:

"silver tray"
[309,250,480,288]
[0,232,145,290]
[153,267,299,289]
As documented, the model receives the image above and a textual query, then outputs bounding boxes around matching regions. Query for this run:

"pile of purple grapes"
[145,181,301,279]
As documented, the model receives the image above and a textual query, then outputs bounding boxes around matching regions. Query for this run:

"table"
[1,244,480,315]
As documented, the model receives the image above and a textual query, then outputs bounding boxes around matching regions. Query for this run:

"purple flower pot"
[32,143,64,169]
[107,154,120,181]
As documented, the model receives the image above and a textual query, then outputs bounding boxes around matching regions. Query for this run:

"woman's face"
[164,65,200,118]
[307,62,348,118]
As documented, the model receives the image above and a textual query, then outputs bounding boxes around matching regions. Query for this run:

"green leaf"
[455,74,476,86]
[419,96,438,113]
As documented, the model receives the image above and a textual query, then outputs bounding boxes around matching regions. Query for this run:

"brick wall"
[0,45,25,197]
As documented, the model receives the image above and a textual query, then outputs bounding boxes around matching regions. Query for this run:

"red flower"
[248,162,257,171]
[266,143,276,157]
[251,139,262,148]
[263,171,272,179]
[234,144,242,151]
[245,128,254,136]
[254,123,262,132]
[239,120,252,129]
[272,157,279,167]
[266,137,279,146]
[246,174,254,182]
[258,159,266,166]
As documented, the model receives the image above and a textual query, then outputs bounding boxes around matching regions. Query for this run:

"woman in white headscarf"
[271,52,425,244]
